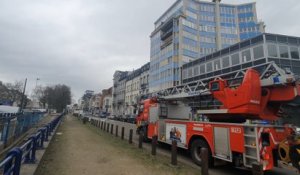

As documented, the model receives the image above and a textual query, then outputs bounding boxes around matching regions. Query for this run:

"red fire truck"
[136,63,300,172]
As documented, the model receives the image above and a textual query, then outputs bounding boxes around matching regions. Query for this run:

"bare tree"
[40,84,72,112]
[0,80,25,106]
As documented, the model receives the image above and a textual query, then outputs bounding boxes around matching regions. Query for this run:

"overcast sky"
[0,0,299,102]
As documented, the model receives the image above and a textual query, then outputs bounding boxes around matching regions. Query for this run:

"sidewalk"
[35,115,199,175]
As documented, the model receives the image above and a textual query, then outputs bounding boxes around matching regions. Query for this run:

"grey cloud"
[0,0,299,101]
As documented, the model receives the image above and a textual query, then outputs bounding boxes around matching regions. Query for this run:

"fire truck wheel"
[190,139,213,167]
[289,144,300,171]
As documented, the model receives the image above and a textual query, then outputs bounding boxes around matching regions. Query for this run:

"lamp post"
[34,78,40,109]
[19,78,27,113]
[35,78,40,88]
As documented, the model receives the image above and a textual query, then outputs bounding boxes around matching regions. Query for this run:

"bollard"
[103,122,106,131]
[107,123,110,132]
[151,135,157,155]
[200,148,209,175]
[115,125,118,137]
[98,121,100,127]
[252,163,263,175]
[129,129,133,144]
[171,140,177,166]
[111,124,114,134]
[138,133,143,149]
[121,127,125,140]
[100,121,103,130]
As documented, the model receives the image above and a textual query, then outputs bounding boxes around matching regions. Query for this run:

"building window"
[182,19,196,29]
[200,64,205,74]
[279,45,289,58]
[222,57,230,68]
[182,70,187,79]
[194,66,199,76]
[290,46,300,59]
[231,53,240,65]
[267,44,278,57]
[206,62,213,72]
[241,49,251,62]
[214,60,221,70]
[253,45,264,59]
[188,68,193,78]
[186,10,197,19]
[200,36,216,43]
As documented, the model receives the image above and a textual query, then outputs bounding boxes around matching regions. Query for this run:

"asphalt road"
[89,117,298,175]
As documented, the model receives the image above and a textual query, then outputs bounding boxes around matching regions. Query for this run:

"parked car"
[107,115,116,120]
[126,115,136,124]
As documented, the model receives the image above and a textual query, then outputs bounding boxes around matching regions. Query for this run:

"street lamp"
[35,78,40,88]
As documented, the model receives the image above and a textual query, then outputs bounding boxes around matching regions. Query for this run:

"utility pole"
[19,78,27,113]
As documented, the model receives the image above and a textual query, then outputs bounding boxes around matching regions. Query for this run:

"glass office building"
[182,33,300,84]
[150,0,264,92]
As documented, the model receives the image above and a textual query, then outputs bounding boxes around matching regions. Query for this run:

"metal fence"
[0,113,63,175]
[0,112,46,148]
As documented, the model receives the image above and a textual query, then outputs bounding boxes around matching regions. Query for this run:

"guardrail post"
[49,122,53,132]
[129,129,133,144]
[121,127,125,140]
[38,128,46,148]
[36,132,42,150]
[152,135,157,155]
[44,126,49,141]
[47,123,52,136]
[201,148,209,175]
[4,148,22,175]
[24,140,33,163]
[29,135,37,163]
[171,140,177,166]
[115,125,118,137]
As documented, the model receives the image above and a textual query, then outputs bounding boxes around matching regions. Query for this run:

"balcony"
[160,35,173,49]
[161,28,173,41]
[140,83,148,90]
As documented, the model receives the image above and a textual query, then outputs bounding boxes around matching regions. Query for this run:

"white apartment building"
[102,96,113,114]
[125,63,150,115]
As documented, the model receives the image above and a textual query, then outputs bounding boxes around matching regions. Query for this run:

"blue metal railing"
[0,112,47,148]
[0,113,64,175]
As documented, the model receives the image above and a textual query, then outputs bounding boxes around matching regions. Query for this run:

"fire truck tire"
[190,139,213,167]
[289,144,300,171]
